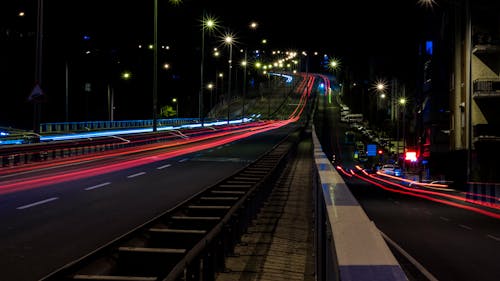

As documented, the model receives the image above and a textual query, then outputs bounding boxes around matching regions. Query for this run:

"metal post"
[242,49,247,122]
[227,44,232,124]
[402,105,406,172]
[152,0,158,132]
[34,0,44,136]
[199,11,206,126]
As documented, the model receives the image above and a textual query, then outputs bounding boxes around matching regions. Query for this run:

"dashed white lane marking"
[157,164,172,170]
[17,197,59,210]
[127,172,146,178]
[178,158,188,163]
[85,182,111,191]
[439,216,450,222]
[487,234,500,242]
[459,224,473,231]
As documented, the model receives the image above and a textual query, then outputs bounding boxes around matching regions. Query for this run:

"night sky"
[1,0,426,129]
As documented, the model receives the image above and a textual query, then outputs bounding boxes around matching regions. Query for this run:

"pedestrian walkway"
[216,137,315,281]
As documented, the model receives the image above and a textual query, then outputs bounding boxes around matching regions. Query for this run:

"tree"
[159,105,177,118]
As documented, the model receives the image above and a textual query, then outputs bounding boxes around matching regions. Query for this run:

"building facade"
[417,0,500,185]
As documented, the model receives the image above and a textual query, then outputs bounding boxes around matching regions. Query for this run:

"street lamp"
[153,0,181,132]
[241,54,247,122]
[399,97,407,172]
[32,0,44,138]
[172,98,178,118]
[199,14,218,126]
[207,83,214,112]
[377,79,406,163]
[223,33,235,124]
[218,72,224,105]
[240,21,258,123]
[329,58,340,104]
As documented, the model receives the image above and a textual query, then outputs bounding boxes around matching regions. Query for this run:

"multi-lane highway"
[0,121,300,281]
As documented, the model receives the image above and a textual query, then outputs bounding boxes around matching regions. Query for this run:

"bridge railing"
[39,118,200,133]
[312,125,408,281]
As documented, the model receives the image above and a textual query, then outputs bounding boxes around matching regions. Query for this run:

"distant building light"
[405,151,418,162]
[83,35,91,41]
[425,40,433,55]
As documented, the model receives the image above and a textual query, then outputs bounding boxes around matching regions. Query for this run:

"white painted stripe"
[380,231,439,281]
[157,164,172,170]
[487,234,500,242]
[127,172,146,178]
[17,197,59,210]
[459,224,472,230]
[178,158,188,163]
[439,216,450,222]
[85,182,111,191]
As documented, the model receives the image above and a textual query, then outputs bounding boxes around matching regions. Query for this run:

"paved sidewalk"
[216,137,315,281]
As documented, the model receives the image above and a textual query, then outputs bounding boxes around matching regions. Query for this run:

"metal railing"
[40,118,201,134]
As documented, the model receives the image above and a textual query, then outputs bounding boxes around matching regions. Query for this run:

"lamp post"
[224,34,235,124]
[329,59,340,105]
[399,97,407,172]
[241,21,258,122]
[200,15,217,126]
[152,0,158,132]
[241,52,247,122]
[218,72,224,105]
[172,98,178,118]
[32,0,44,137]
[207,83,214,113]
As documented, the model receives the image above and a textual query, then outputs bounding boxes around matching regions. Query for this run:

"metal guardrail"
[0,127,215,168]
[40,118,200,134]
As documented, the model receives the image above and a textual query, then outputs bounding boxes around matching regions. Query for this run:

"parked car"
[378,164,402,176]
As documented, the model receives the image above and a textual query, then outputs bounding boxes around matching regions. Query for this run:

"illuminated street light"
[417,0,437,8]
[399,97,407,171]
[218,72,224,105]
[199,14,219,126]
[172,98,178,118]
[241,21,258,122]
[223,33,235,124]
[241,54,248,122]
[207,83,214,110]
